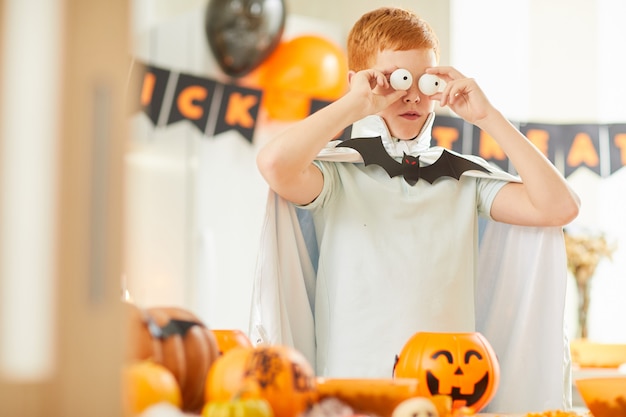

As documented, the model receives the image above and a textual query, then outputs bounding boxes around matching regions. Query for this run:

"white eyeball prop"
[390,69,413,90]
[418,73,442,96]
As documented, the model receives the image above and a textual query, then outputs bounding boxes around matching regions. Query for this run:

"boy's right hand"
[347,69,408,117]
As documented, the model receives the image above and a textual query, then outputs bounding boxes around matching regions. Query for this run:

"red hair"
[347,7,440,71]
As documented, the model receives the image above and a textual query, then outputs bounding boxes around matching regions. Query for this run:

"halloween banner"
[131,61,261,142]
[131,60,626,177]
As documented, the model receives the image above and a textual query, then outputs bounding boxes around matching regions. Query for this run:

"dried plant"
[564,230,616,339]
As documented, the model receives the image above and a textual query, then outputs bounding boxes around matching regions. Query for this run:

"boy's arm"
[428,66,580,227]
[477,112,580,226]
[256,70,406,206]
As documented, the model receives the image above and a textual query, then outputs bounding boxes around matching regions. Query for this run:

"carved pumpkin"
[206,345,318,417]
[393,332,500,412]
[211,329,253,355]
[126,303,220,413]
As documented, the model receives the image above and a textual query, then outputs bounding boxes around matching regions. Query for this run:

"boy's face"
[372,48,438,140]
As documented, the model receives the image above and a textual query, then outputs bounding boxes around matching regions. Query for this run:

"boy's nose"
[404,91,421,103]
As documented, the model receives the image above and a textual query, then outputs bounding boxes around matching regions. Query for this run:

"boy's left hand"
[426,66,495,126]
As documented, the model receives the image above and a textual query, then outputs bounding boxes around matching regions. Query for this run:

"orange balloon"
[259,35,349,121]
[237,64,266,89]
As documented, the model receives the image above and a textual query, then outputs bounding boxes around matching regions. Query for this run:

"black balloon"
[205,0,286,78]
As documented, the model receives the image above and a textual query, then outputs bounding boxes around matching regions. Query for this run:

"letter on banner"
[213,84,262,142]
[609,124,626,175]
[432,115,465,153]
[563,124,601,177]
[130,63,171,125]
[167,73,217,132]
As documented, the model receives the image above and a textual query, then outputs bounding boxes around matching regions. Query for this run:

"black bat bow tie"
[336,136,491,185]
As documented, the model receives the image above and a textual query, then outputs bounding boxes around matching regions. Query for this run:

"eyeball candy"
[389,69,413,90]
[418,73,442,96]
[390,69,443,96]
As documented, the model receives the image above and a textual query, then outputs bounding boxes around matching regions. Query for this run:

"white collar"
[317,112,435,162]
[350,113,434,156]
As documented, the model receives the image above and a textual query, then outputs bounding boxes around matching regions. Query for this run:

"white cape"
[249,115,572,413]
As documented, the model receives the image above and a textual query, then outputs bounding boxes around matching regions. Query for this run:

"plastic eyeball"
[390,69,413,91]
[418,73,442,96]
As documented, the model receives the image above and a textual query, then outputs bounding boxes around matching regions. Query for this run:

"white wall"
[124,2,351,331]
[450,0,626,342]
[126,0,626,341]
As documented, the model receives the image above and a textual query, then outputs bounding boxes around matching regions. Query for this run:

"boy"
[251,7,579,413]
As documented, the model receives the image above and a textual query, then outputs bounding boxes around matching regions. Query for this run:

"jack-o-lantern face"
[393,332,500,412]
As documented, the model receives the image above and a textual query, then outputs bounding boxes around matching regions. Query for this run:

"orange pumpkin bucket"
[393,332,500,413]
[211,329,253,355]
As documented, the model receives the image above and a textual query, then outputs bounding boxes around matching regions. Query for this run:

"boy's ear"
[348,70,357,83]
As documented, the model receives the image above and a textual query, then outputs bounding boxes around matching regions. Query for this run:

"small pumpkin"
[202,398,274,417]
[211,329,253,355]
[205,347,257,403]
[393,332,500,413]
[206,345,318,417]
[122,360,182,416]
[125,303,220,413]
